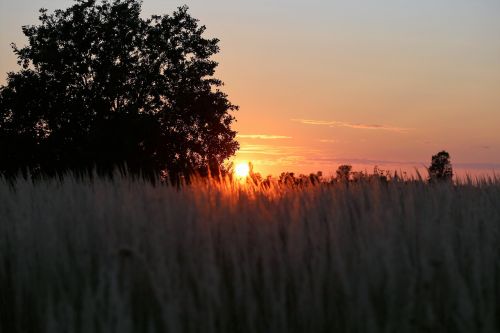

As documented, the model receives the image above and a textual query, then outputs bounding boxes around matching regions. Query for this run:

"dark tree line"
[0,0,238,182]
[274,151,453,186]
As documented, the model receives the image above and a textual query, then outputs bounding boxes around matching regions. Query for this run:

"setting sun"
[235,162,250,178]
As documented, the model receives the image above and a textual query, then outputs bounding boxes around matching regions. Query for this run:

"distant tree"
[0,1,238,181]
[336,164,352,182]
[428,151,453,182]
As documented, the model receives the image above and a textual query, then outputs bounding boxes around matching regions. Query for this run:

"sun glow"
[235,162,250,178]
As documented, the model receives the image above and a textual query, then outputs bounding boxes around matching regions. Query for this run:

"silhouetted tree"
[0,1,238,182]
[428,151,453,182]
[336,164,352,182]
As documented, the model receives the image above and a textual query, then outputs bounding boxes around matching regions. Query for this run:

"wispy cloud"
[319,139,339,143]
[237,144,309,156]
[304,156,423,167]
[250,156,307,167]
[235,144,322,169]
[237,134,292,140]
[292,119,411,133]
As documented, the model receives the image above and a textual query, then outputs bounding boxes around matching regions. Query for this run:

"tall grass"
[1,175,500,332]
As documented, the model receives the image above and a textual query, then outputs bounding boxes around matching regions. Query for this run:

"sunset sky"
[1,0,499,176]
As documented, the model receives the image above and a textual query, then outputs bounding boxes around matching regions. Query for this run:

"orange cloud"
[237,134,292,139]
[237,144,303,156]
[292,119,411,133]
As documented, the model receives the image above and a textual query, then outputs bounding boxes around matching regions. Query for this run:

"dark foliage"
[0,0,238,182]
[428,150,453,182]
[335,164,352,182]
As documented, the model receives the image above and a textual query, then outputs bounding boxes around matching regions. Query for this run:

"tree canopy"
[0,0,239,181]
[428,150,453,182]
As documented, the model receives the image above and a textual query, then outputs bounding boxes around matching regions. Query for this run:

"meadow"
[1,174,500,332]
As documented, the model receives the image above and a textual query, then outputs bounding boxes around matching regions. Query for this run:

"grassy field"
[1,175,500,332]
